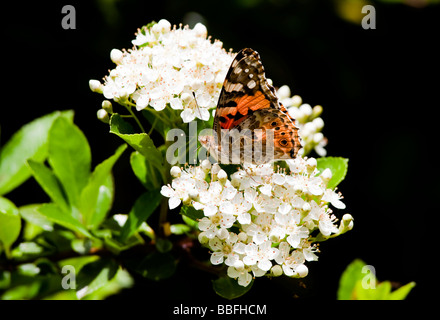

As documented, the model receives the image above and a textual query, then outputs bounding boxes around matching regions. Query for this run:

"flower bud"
[182,194,191,205]
[339,214,354,233]
[158,19,171,33]
[201,159,212,171]
[211,163,221,175]
[237,232,248,243]
[271,265,283,277]
[299,103,313,117]
[89,79,103,93]
[313,132,324,144]
[312,105,323,119]
[302,202,311,213]
[291,95,302,107]
[217,169,227,181]
[193,23,207,38]
[277,85,291,100]
[198,231,209,245]
[113,214,128,227]
[188,189,199,201]
[181,92,193,105]
[101,100,113,113]
[312,117,324,130]
[170,166,181,178]
[296,264,309,278]
[110,49,124,65]
[306,157,317,172]
[97,109,109,123]
[233,260,245,271]
[320,168,332,182]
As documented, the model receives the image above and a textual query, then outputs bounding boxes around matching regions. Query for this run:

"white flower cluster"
[89,19,234,123]
[277,85,328,157]
[161,158,353,287]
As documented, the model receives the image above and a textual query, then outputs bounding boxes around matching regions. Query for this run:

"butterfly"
[199,48,302,164]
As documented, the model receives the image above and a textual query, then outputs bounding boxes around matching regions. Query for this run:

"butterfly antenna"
[192,91,200,116]
[192,92,208,130]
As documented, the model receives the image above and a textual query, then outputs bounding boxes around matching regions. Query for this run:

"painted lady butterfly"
[199,48,302,164]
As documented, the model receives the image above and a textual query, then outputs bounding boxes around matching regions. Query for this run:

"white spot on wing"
[247,80,256,89]
[225,82,244,92]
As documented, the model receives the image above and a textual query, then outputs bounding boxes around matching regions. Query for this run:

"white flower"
[161,157,352,286]
[198,213,232,239]
[209,233,240,266]
[243,241,279,272]
[275,242,306,277]
[227,266,253,287]
[110,49,124,64]
[89,79,103,93]
[318,211,339,237]
[160,185,181,209]
[322,189,346,209]
[93,19,234,123]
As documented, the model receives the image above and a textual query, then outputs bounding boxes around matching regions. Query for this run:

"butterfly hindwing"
[235,108,301,162]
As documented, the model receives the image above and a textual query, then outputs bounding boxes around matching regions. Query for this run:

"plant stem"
[158,197,169,238]
[125,105,146,133]
[157,140,172,237]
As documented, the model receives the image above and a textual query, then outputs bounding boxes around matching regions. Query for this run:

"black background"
[1,0,439,302]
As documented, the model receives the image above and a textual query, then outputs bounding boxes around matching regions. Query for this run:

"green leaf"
[79,144,126,229]
[0,197,21,258]
[130,151,161,190]
[141,108,174,139]
[19,204,54,232]
[1,281,42,300]
[170,224,192,235]
[0,110,73,195]
[181,214,198,229]
[48,117,91,208]
[0,270,11,289]
[110,114,162,168]
[317,157,349,189]
[374,281,393,300]
[120,191,162,242]
[26,160,69,213]
[82,268,133,300]
[76,258,118,299]
[37,203,92,238]
[180,206,204,221]
[337,259,366,300]
[137,252,176,281]
[353,279,382,300]
[90,174,114,230]
[11,241,45,260]
[212,276,253,300]
[388,281,416,300]
[155,238,173,253]
[338,259,415,300]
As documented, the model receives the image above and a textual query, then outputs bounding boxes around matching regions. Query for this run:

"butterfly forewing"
[207,48,302,164]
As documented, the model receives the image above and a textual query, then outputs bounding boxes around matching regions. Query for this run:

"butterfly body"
[199,48,302,164]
